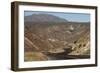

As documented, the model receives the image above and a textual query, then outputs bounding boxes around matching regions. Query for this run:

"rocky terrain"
[24,14,90,61]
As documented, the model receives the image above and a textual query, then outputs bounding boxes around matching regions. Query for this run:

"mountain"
[24,14,68,22]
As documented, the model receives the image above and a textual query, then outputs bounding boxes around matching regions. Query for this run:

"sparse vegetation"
[24,52,48,61]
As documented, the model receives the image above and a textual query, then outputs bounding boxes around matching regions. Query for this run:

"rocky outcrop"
[69,32,90,55]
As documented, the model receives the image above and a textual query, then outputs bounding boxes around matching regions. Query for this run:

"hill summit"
[24,14,68,22]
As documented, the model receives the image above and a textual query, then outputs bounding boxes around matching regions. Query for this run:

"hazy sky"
[24,11,90,22]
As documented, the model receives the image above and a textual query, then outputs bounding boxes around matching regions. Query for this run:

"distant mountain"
[24,14,68,22]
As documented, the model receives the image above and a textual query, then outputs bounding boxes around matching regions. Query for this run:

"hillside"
[68,31,90,55]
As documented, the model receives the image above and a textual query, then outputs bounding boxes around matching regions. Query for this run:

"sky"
[24,11,90,22]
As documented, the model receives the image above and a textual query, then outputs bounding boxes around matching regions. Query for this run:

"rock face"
[24,13,90,61]
[69,32,90,55]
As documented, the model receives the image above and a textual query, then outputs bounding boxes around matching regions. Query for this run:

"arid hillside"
[24,14,90,61]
